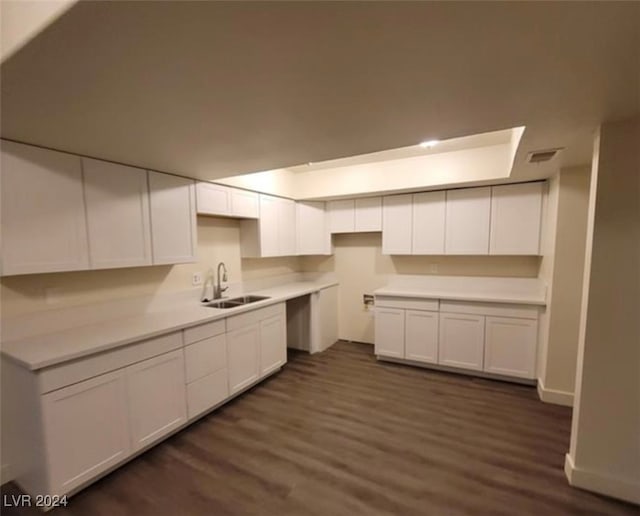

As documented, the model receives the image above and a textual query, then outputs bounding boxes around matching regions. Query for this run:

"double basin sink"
[203,295,270,309]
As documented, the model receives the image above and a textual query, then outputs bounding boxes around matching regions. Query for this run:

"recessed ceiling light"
[419,140,440,148]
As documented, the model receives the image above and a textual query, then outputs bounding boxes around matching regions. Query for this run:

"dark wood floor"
[2,341,638,515]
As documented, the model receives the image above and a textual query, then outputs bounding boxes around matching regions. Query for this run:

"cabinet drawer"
[439,301,539,320]
[375,296,438,311]
[226,302,285,332]
[186,368,229,419]
[39,332,183,394]
[185,334,226,383]
[184,319,226,345]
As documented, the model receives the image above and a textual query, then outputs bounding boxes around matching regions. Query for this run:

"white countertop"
[374,275,546,306]
[1,279,337,371]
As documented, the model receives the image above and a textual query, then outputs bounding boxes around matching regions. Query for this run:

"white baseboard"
[537,378,574,406]
[1,463,12,485]
[565,453,640,505]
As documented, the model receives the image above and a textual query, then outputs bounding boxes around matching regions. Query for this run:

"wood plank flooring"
[2,341,637,515]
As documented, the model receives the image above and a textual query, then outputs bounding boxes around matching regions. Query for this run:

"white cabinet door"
[278,198,297,256]
[412,191,445,255]
[438,313,485,371]
[83,158,152,269]
[355,197,382,232]
[484,317,537,379]
[1,141,89,275]
[184,333,226,383]
[490,182,543,255]
[231,188,259,218]
[260,313,286,377]
[328,199,355,233]
[126,349,187,452]
[186,369,229,420]
[226,323,261,394]
[196,182,231,216]
[296,201,330,255]
[405,310,438,364]
[258,194,280,257]
[374,307,405,358]
[445,187,491,255]
[382,194,413,255]
[41,370,130,495]
[148,171,197,264]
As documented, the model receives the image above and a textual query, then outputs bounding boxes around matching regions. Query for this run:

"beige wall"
[301,233,540,344]
[567,118,640,504]
[543,167,590,396]
[537,167,591,405]
[0,217,301,318]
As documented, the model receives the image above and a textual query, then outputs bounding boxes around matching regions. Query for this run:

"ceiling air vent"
[527,148,563,163]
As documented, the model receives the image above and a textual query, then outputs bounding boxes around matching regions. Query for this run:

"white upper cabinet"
[490,182,543,255]
[148,171,197,264]
[328,198,382,233]
[296,201,331,255]
[328,199,355,233]
[241,194,297,257]
[445,187,491,255]
[1,141,89,276]
[196,182,258,219]
[412,191,446,255]
[354,197,382,231]
[278,198,297,256]
[230,188,259,218]
[196,182,231,216]
[83,158,152,269]
[382,194,413,254]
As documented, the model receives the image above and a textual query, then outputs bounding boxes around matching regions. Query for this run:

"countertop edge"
[1,281,339,371]
[373,288,546,306]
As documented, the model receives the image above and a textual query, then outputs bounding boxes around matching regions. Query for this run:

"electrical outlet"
[363,294,374,311]
[192,272,203,286]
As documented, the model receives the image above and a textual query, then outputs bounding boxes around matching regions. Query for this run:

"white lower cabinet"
[260,314,286,376]
[186,369,228,419]
[226,323,261,395]
[126,349,187,452]
[484,316,537,379]
[405,310,439,364]
[438,313,485,371]
[374,307,405,358]
[41,370,131,496]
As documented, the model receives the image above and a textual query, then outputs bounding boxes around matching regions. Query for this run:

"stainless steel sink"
[229,295,270,304]
[203,295,270,309]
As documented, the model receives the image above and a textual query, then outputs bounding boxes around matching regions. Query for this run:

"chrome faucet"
[214,262,228,299]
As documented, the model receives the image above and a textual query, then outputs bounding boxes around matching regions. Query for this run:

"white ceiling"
[1,2,638,181]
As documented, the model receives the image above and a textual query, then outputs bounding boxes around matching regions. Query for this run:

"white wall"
[537,167,591,406]
[566,117,640,504]
[302,233,540,343]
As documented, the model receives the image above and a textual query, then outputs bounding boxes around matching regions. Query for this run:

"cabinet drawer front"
[226,302,285,332]
[375,296,439,311]
[439,301,539,320]
[186,368,229,419]
[438,313,485,371]
[184,319,226,345]
[126,349,187,452]
[39,332,183,394]
[42,369,131,495]
[484,317,537,379]
[185,334,226,383]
